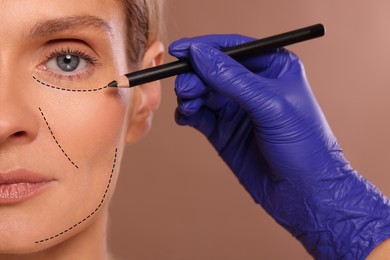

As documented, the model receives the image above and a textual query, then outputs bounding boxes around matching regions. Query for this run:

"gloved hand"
[169,34,390,259]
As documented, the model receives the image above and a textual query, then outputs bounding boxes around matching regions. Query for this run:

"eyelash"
[43,47,101,81]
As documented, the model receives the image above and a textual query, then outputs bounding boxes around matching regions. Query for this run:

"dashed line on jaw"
[34,148,118,244]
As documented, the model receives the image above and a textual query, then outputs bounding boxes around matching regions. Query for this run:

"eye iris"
[57,54,80,72]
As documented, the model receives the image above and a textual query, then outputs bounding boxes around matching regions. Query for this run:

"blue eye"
[46,53,88,73]
[38,47,101,85]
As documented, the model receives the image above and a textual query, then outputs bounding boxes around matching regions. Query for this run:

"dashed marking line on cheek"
[39,107,79,169]
[34,148,118,244]
[32,76,108,92]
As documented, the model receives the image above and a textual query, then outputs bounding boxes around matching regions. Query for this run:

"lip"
[0,169,55,204]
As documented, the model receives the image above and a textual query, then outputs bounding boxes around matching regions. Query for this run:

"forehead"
[0,0,126,41]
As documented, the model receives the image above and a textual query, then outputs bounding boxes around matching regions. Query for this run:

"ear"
[126,41,164,144]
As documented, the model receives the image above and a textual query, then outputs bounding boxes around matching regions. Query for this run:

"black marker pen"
[108,24,325,88]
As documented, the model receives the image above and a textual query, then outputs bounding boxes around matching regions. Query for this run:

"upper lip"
[0,169,53,185]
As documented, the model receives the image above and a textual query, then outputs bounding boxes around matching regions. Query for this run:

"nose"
[0,86,39,146]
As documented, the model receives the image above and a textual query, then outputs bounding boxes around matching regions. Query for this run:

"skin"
[0,0,163,259]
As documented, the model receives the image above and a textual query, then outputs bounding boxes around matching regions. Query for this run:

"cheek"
[41,88,132,165]
[32,88,131,244]
[38,88,133,196]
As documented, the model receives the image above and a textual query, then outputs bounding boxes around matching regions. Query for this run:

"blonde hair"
[122,0,164,69]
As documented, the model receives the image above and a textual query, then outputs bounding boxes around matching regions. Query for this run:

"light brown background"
[108,1,390,259]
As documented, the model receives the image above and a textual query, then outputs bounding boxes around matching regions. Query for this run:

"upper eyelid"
[45,48,100,64]
[41,38,102,58]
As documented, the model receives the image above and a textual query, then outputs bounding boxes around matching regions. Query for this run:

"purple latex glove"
[169,34,390,259]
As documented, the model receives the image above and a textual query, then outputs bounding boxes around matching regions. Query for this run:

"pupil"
[64,55,72,64]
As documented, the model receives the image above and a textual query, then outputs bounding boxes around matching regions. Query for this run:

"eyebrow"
[26,15,113,40]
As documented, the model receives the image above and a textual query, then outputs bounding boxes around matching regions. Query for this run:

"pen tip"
[107,80,118,87]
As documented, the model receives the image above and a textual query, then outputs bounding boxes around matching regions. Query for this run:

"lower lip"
[0,182,53,204]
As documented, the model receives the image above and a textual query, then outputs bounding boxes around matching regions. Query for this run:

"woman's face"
[0,0,161,253]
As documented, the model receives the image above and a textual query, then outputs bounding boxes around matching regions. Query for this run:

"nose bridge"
[0,2,40,146]
[0,48,39,145]
[0,36,36,95]
[0,41,23,92]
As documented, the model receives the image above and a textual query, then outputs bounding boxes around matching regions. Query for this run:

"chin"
[0,233,65,255]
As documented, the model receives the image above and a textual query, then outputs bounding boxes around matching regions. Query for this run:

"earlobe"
[126,41,164,144]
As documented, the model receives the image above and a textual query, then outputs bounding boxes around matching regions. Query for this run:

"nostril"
[13,131,26,137]
[0,130,28,145]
